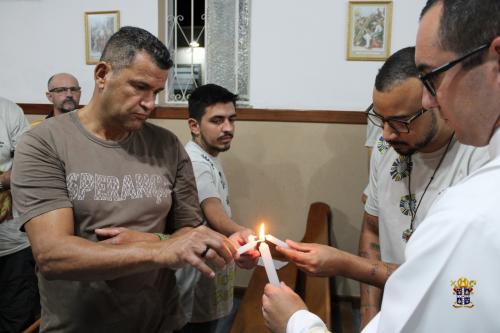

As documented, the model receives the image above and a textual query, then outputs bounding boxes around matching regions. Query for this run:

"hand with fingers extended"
[262,282,308,333]
[276,240,347,277]
[161,225,236,279]
[229,228,260,269]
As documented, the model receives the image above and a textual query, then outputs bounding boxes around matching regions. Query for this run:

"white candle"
[236,240,259,255]
[265,234,289,249]
[259,242,280,286]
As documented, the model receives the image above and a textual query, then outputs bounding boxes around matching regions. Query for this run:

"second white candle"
[259,242,280,286]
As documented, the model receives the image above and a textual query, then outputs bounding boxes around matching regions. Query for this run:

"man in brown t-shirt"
[11,26,236,333]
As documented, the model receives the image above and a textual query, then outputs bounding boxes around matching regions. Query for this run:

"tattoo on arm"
[368,242,381,260]
[370,262,379,277]
[369,242,380,252]
[365,215,379,232]
[384,263,395,278]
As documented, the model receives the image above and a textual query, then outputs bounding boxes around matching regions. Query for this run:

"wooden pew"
[230,202,333,333]
[298,202,332,328]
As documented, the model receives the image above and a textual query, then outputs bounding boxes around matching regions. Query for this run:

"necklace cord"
[407,132,455,231]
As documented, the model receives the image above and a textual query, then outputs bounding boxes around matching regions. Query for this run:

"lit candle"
[265,234,289,249]
[257,223,280,286]
[259,223,266,241]
[259,241,280,286]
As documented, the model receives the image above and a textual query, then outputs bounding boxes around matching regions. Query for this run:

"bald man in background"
[45,73,81,118]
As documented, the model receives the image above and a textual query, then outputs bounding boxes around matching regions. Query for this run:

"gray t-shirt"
[12,111,202,333]
[0,96,30,256]
[176,141,234,323]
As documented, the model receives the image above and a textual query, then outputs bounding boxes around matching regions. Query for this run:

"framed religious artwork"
[346,1,393,61]
[84,11,120,64]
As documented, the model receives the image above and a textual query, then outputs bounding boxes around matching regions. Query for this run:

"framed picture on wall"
[346,1,392,61]
[84,11,120,64]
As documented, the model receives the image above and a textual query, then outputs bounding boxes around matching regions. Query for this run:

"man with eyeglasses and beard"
[45,73,81,118]
[259,46,490,333]
[30,73,82,128]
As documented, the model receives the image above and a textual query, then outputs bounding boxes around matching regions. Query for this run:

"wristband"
[154,233,170,241]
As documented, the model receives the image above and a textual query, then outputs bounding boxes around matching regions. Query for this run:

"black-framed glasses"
[419,42,490,96]
[49,86,81,94]
[366,103,430,134]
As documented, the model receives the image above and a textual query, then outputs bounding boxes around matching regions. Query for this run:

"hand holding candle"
[237,224,289,254]
[265,234,289,249]
[236,235,259,255]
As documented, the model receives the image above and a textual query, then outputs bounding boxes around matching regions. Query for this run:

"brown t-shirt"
[12,111,202,332]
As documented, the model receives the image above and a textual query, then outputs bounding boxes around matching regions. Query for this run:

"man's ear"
[95,61,111,89]
[491,36,500,86]
[45,92,53,103]
[493,36,500,63]
[188,118,200,136]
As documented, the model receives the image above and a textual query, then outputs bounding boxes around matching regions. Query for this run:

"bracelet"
[0,181,4,192]
[154,233,170,241]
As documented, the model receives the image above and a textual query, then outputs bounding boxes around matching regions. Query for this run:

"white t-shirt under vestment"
[365,135,489,264]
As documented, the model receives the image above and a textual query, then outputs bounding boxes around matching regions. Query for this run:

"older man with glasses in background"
[45,73,81,118]
[260,46,490,333]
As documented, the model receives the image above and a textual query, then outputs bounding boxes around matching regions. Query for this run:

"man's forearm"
[201,197,244,237]
[33,234,173,281]
[340,252,397,287]
[357,212,388,286]
[215,218,244,237]
[360,282,382,329]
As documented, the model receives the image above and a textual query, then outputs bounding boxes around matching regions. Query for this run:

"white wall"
[0,0,158,104]
[1,0,429,297]
[250,0,427,110]
[1,0,426,109]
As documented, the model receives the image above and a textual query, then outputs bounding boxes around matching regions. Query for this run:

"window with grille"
[160,0,250,103]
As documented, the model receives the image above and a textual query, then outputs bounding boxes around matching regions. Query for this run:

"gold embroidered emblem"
[451,277,476,308]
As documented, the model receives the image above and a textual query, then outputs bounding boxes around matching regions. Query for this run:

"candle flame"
[259,223,265,240]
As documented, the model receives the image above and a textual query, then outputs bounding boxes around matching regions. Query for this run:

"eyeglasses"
[366,103,430,134]
[48,86,81,94]
[419,42,490,96]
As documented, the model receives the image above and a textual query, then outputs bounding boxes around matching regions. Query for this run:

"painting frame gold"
[346,1,392,61]
[84,10,120,65]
